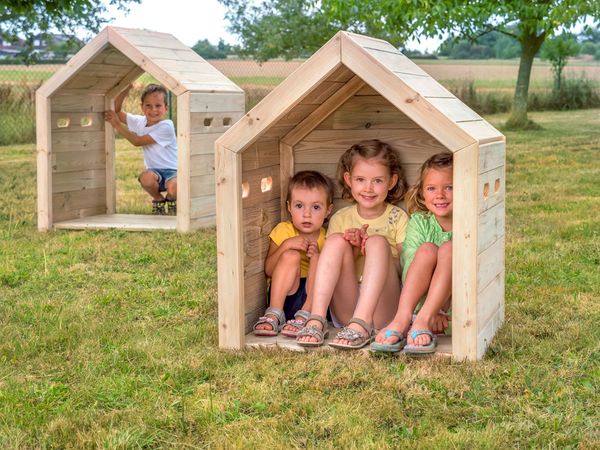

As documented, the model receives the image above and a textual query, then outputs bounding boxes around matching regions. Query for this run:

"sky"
[96,0,441,52]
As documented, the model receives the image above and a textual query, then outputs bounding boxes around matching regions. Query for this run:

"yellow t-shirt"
[269,221,327,277]
[327,203,409,276]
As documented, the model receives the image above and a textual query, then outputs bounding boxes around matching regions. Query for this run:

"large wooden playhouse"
[36,26,244,232]
[215,31,505,360]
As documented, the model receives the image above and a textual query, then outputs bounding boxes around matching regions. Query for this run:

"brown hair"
[140,84,169,104]
[336,139,408,204]
[287,170,335,205]
[404,152,453,215]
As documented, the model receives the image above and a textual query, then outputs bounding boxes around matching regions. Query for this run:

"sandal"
[296,314,329,347]
[370,329,406,353]
[152,199,166,215]
[404,330,437,355]
[329,317,374,350]
[281,309,310,338]
[253,306,285,337]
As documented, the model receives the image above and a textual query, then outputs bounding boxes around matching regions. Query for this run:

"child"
[104,83,178,215]
[253,171,334,337]
[296,139,409,349]
[371,152,453,354]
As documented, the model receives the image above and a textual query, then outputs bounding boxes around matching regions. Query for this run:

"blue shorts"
[268,277,307,320]
[147,168,177,192]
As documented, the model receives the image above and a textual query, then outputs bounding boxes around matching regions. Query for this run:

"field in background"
[0,109,598,447]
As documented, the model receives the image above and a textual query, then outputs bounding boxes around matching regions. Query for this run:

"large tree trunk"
[506,30,546,129]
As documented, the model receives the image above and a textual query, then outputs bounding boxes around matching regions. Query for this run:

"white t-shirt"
[126,113,178,170]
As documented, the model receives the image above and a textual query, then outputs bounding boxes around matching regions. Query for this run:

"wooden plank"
[190,92,245,113]
[188,214,216,230]
[105,66,145,99]
[62,76,123,92]
[52,187,106,212]
[477,306,504,359]
[244,271,269,333]
[294,129,446,159]
[282,75,366,146]
[75,62,136,79]
[190,132,221,156]
[36,93,52,231]
[343,31,400,53]
[52,169,107,192]
[242,198,281,245]
[190,175,216,197]
[241,165,281,208]
[258,124,296,141]
[280,142,294,214]
[316,94,421,131]
[51,149,105,173]
[52,130,104,153]
[105,97,116,214]
[52,206,106,224]
[51,112,104,132]
[477,237,504,293]
[341,33,474,152]
[190,154,215,177]
[52,94,105,113]
[426,98,482,123]
[90,46,134,66]
[457,121,505,144]
[300,81,346,105]
[479,141,505,173]
[190,112,238,134]
[36,28,110,98]
[395,73,455,98]
[216,33,342,153]
[216,146,245,349]
[112,27,191,51]
[478,271,504,334]
[478,201,504,254]
[451,144,479,361]
[325,64,355,83]
[53,213,176,231]
[190,195,216,220]
[276,104,321,127]
[478,165,504,214]
[241,139,280,170]
[364,48,432,78]
[176,92,192,232]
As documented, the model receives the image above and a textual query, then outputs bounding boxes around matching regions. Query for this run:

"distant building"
[0,34,81,61]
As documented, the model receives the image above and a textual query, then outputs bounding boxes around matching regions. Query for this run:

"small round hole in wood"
[261,176,272,193]
[483,182,490,200]
[495,178,501,193]
[80,116,93,127]
[57,117,70,128]
[242,182,250,199]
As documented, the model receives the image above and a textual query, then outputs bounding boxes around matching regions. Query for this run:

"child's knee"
[138,171,157,188]
[437,241,452,260]
[325,233,350,249]
[279,249,302,266]
[364,234,388,253]
[415,242,438,260]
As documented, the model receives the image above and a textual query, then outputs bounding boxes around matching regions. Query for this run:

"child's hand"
[343,224,367,248]
[431,310,450,334]
[104,110,120,127]
[306,240,319,259]
[284,236,309,252]
[359,224,369,255]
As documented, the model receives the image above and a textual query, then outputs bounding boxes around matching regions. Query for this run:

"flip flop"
[404,330,437,355]
[370,329,406,353]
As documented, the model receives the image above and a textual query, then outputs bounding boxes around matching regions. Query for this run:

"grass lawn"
[0,109,599,448]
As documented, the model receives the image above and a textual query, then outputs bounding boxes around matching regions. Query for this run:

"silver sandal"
[296,314,329,347]
[253,306,285,336]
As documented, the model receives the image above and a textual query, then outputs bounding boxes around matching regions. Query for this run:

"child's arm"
[264,235,308,277]
[113,84,132,123]
[104,113,157,147]
[343,224,369,255]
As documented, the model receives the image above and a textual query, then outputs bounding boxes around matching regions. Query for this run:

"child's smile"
[141,91,168,126]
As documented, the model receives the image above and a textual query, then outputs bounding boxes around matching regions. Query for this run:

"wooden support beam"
[279,142,294,216]
[105,96,116,214]
[36,93,52,231]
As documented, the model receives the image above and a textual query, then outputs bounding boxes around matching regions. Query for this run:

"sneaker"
[165,198,177,216]
[152,199,166,215]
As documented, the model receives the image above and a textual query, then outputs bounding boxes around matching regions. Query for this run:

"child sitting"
[253,171,334,337]
[371,152,453,354]
[104,83,178,215]
[296,139,409,349]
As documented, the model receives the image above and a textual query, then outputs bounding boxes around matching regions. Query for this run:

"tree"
[541,33,580,91]
[220,0,600,129]
[192,38,236,59]
[1,0,140,63]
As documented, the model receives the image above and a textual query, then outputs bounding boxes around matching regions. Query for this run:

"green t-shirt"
[401,212,452,283]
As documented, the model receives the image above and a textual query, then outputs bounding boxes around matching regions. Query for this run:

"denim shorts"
[268,277,307,320]
[148,168,177,192]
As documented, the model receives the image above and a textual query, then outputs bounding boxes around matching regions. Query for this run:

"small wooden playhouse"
[215,31,505,360]
[36,26,244,232]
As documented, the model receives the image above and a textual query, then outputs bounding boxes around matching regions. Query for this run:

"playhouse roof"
[217,31,503,154]
[37,26,242,98]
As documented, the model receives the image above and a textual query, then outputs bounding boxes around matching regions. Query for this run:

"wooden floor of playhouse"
[53,214,176,231]
[246,328,452,356]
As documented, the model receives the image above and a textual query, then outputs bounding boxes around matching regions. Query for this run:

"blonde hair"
[405,152,453,215]
[336,139,408,204]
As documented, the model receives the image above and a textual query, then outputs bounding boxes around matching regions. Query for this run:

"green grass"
[0,110,599,448]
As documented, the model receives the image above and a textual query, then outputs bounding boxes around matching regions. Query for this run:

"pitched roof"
[217,31,502,154]
[38,26,242,98]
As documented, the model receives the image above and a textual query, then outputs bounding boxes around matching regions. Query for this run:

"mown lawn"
[0,110,599,448]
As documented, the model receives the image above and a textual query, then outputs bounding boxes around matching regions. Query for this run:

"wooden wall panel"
[52,94,105,112]
[241,165,281,209]
[52,187,106,221]
[51,150,105,172]
[478,201,504,254]
[477,306,504,359]
[478,165,505,214]
[477,236,504,293]
[190,195,216,220]
[190,92,245,113]
[52,169,106,193]
[190,112,237,134]
[244,271,268,333]
[479,141,505,173]
[51,112,104,132]
[478,271,504,334]
[52,130,104,153]
[190,154,214,177]
[190,175,216,197]
[241,139,280,170]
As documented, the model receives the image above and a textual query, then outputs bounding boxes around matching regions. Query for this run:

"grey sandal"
[329,317,374,350]
[281,309,310,338]
[253,306,285,336]
[296,314,329,347]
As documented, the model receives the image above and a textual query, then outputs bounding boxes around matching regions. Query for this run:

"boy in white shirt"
[105,83,178,215]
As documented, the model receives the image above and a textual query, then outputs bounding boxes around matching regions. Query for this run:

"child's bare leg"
[298,234,358,344]
[408,241,452,347]
[256,250,301,331]
[165,178,177,200]
[375,242,438,345]
[282,250,317,333]
[332,235,400,346]
[139,171,163,201]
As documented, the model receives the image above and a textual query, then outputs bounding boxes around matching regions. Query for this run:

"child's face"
[287,186,332,235]
[141,92,168,126]
[343,157,398,213]
[422,167,453,220]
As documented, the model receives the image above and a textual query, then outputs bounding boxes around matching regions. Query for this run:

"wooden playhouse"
[36,26,244,232]
[215,31,505,360]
